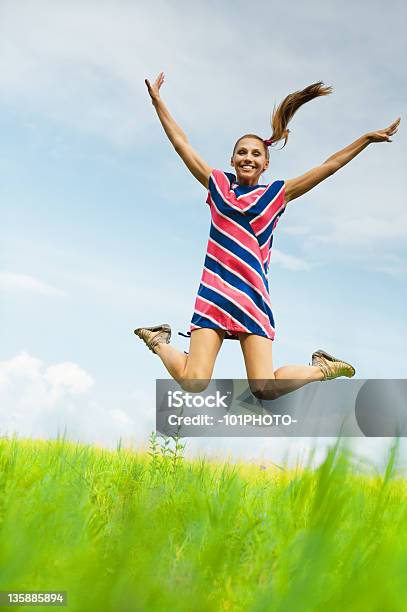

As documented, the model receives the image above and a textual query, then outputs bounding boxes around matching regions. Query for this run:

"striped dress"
[189,169,286,341]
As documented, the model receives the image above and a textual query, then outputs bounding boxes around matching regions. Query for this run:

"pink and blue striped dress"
[189,169,286,341]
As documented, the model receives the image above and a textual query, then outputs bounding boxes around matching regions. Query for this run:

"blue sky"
[1,0,406,467]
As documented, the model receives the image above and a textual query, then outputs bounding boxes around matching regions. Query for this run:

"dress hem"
[188,323,275,341]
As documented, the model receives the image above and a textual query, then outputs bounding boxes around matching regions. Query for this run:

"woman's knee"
[249,379,279,401]
[179,369,211,393]
[179,379,211,393]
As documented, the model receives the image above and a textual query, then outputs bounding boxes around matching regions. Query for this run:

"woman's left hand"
[367,117,401,142]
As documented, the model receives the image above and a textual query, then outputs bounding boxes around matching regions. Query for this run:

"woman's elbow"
[324,160,341,175]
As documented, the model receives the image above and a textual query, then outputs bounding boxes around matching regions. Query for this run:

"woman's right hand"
[145,72,165,103]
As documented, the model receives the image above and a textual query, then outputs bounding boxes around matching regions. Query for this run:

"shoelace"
[178,331,191,338]
[178,330,190,354]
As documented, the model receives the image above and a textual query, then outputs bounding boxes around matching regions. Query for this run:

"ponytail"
[265,81,333,148]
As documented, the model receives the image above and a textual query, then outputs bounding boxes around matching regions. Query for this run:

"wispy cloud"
[311,209,407,247]
[272,249,311,271]
[0,272,66,296]
[0,0,404,257]
[1,0,404,148]
[371,254,407,278]
[281,224,312,236]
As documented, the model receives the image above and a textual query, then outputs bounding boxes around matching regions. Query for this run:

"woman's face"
[231,137,269,186]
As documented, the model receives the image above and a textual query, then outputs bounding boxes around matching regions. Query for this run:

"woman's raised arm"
[145,72,212,189]
[285,117,401,203]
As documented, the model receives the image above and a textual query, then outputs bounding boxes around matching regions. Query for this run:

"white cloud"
[1,352,406,470]
[109,407,135,427]
[0,352,43,385]
[0,352,156,448]
[0,272,66,296]
[0,352,93,405]
[44,362,94,395]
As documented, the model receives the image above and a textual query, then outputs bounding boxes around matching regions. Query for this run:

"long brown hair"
[232,81,332,157]
[266,81,332,148]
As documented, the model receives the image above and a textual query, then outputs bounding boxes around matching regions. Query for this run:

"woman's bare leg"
[274,364,323,380]
[153,344,188,380]
[239,333,323,400]
[154,328,225,392]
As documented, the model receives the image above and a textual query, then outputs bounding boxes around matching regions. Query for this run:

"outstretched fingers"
[387,117,401,139]
[144,71,165,101]
[152,71,165,91]
[157,71,165,86]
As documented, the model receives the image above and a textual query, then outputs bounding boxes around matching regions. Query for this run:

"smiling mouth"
[241,165,255,170]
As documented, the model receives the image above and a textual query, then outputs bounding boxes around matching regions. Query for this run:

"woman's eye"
[237,150,261,156]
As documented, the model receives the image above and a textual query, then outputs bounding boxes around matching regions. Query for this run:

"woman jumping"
[135,72,400,400]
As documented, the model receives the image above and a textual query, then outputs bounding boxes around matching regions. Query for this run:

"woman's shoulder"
[207,169,236,191]
[209,169,234,181]
[264,179,286,201]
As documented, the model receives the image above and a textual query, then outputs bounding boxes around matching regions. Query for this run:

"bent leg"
[274,364,323,380]
[155,328,225,392]
[239,333,276,399]
[239,333,322,400]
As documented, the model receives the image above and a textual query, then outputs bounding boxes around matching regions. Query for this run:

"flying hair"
[232,82,332,158]
[264,81,333,149]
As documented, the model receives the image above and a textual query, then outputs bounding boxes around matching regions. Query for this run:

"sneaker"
[311,348,356,380]
[133,324,171,354]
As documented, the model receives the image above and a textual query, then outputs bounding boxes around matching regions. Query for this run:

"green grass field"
[0,435,406,612]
